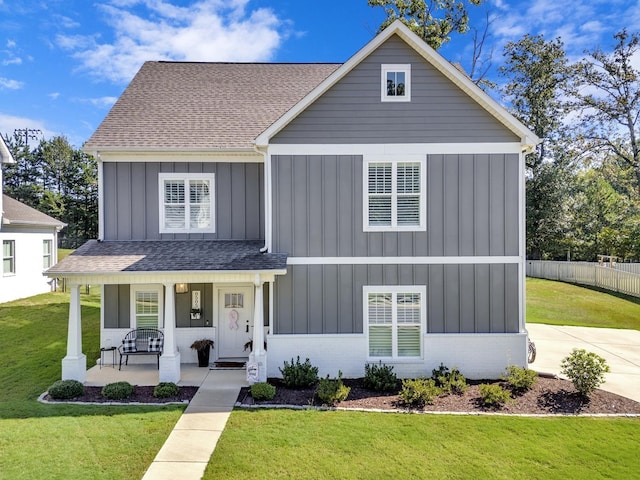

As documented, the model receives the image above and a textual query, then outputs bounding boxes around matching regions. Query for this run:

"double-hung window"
[3,240,15,275]
[364,158,425,231]
[381,64,411,102]
[43,240,52,269]
[159,173,215,234]
[131,285,163,329]
[365,286,425,359]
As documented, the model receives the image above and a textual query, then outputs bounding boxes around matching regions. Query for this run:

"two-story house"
[1,136,65,303]
[48,21,539,384]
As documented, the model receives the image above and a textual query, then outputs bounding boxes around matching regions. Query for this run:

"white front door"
[218,286,253,358]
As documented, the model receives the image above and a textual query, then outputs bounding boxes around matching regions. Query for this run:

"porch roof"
[46,240,288,276]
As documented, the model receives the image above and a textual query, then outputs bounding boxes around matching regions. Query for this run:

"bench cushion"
[148,337,163,352]
[122,338,137,353]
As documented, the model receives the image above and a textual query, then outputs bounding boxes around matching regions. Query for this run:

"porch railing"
[526,260,640,299]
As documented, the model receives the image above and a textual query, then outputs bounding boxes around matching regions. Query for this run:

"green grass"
[1,280,639,478]
[527,278,640,330]
[207,410,639,480]
[0,289,184,480]
[58,248,74,261]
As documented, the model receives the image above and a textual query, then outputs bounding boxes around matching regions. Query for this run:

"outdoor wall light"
[175,283,189,294]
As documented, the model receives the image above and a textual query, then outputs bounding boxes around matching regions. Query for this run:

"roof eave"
[0,137,15,164]
[83,146,258,155]
[44,268,288,278]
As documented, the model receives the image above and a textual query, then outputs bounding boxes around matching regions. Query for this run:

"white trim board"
[267,143,524,156]
[287,256,522,265]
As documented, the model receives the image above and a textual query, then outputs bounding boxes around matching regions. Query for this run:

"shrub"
[503,365,537,394]
[279,356,319,388]
[479,384,511,407]
[431,363,467,394]
[102,381,134,400]
[48,380,84,399]
[560,349,610,397]
[364,362,399,392]
[316,371,350,406]
[399,378,441,407]
[251,382,276,401]
[153,382,179,398]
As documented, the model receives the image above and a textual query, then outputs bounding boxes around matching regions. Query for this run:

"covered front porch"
[45,240,287,385]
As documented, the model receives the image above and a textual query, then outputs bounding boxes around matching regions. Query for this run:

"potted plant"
[191,339,214,367]
[190,308,201,320]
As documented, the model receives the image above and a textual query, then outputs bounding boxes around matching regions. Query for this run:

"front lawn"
[207,410,639,480]
[527,277,640,330]
[0,289,184,480]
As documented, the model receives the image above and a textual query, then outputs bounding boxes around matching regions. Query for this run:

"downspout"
[95,151,104,241]
[253,144,271,253]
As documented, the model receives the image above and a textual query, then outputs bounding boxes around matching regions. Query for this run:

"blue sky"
[0,0,638,148]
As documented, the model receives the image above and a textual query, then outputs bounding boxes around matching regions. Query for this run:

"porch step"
[211,361,246,370]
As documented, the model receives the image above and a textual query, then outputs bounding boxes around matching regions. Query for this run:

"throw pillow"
[122,338,137,353]
[148,337,163,353]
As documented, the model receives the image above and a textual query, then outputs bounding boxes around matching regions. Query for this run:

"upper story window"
[159,173,215,234]
[3,240,15,275]
[363,158,426,232]
[43,240,52,270]
[381,64,411,102]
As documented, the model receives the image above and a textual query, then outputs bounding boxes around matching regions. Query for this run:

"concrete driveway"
[526,323,640,402]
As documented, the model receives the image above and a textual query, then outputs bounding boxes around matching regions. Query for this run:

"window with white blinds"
[159,173,215,233]
[131,285,163,329]
[364,286,425,359]
[364,159,424,231]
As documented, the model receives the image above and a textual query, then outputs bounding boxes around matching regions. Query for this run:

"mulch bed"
[237,377,640,415]
[44,385,199,404]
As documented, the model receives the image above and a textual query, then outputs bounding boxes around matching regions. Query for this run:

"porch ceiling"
[46,239,287,276]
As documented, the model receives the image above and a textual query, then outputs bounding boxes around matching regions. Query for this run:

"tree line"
[1,133,97,249]
[2,1,638,261]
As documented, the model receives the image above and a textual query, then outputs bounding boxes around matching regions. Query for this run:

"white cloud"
[0,113,53,140]
[2,57,21,66]
[57,0,284,84]
[81,96,118,108]
[0,77,23,89]
[6,39,15,48]
[49,92,60,100]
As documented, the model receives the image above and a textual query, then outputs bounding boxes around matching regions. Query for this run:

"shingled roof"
[2,195,66,228]
[84,62,340,151]
[46,240,287,275]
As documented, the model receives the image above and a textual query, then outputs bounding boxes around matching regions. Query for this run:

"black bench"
[118,328,164,370]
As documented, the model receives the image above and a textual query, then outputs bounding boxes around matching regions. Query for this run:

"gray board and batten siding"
[102,161,264,241]
[272,153,519,258]
[104,283,270,329]
[271,34,520,145]
[274,264,519,335]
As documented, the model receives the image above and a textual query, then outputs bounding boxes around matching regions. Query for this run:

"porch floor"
[85,363,211,387]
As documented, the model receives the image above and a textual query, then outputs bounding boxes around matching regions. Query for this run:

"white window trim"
[363,156,426,232]
[3,239,15,276]
[381,64,411,102]
[158,172,216,234]
[43,239,52,270]
[364,285,426,360]
[130,284,164,329]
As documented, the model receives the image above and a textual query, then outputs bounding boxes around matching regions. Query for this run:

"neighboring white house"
[0,137,66,303]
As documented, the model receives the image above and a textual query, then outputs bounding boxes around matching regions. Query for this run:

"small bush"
[102,381,134,400]
[503,365,537,394]
[48,380,84,399]
[479,384,511,407]
[560,349,610,397]
[431,363,467,395]
[399,378,441,407]
[251,382,276,401]
[316,371,351,406]
[154,382,179,398]
[364,362,399,392]
[279,356,319,388]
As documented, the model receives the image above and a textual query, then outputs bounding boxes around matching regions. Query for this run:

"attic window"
[381,64,411,102]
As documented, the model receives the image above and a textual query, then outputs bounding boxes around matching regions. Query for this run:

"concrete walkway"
[141,369,248,480]
[527,323,640,402]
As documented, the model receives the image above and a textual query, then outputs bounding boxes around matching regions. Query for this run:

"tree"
[573,30,640,195]
[368,0,483,50]
[499,35,574,259]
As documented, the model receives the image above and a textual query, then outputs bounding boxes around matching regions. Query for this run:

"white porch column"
[61,283,86,382]
[249,274,267,383]
[159,282,181,383]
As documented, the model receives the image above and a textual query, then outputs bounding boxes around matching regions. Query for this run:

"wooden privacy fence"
[526,260,640,299]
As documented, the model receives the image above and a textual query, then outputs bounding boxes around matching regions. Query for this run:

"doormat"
[212,361,246,369]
